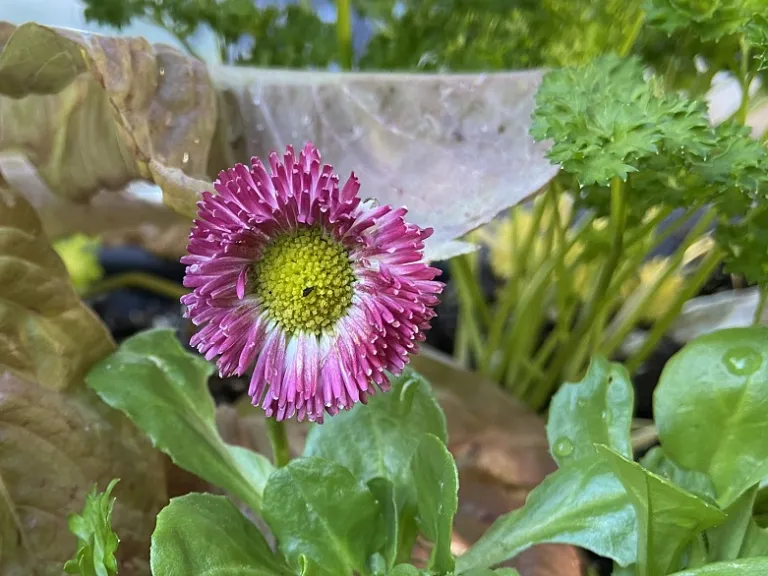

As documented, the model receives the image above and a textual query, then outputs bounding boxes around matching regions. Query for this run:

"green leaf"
[150,493,291,575]
[707,484,759,561]
[654,326,768,507]
[546,356,634,466]
[646,0,765,41]
[639,447,717,502]
[530,54,711,190]
[86,328,273,512]
[389,565,428,576]
[367,478,398,571]
[460,569,521,576]
[668,557,768,575]
[455,458,636,572]
[739,521,768,557]
[304,368,447,506]
[63,479,119,576]
[410,434,458,573]
[262,457,382,576]
[597,445,726,576]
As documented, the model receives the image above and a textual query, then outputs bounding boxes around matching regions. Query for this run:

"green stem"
[754,286,768,325]
[452,254,491,329]
[625,248,723,373]
[618,8,646,57]
[540,177,627,392]
[601,209,716,357]
[449,257,488,371]
[266,419,291,468]
[738,36,752,125]
[336,0,353,70]
[82,272,188,300]
[487,188,556,369]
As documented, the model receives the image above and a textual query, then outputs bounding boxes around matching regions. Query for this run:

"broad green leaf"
[63,479,119,576]
[304,368,447,507]
[150,493,291,575]
[654,327,768,507]
[461,570,521,576]
[262,457,382,576]
[547,356,634,465]
[639,447,716,502]
[367,478,398,571]
[597,445,726,576]
[668,557,768,575]
[707,484,758,561]
[740,521,768,557]
[86,328,273,512]
[455,458,637,572]
[0,186,114,391]
[0,189,164,574]
[410,434,458,573]
[389,566,427,576]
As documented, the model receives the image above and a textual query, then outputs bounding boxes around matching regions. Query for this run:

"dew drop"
[577,399,587,408]
[723,346,763,376]
[553,437,574,458]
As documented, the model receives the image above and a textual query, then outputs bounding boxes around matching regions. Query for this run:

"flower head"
[182,143,443,422]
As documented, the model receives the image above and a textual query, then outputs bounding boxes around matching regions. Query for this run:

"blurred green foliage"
[84,0,647,70]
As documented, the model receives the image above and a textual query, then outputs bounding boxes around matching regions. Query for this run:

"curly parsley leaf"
[530,55,711,190]
[63,479,120,576]
[645,0,767,41]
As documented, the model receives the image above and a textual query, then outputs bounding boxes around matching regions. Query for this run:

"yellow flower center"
[250,227,356,334]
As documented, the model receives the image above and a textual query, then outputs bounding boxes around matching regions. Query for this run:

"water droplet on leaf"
[553,437,574,458]
[723,346,762,376]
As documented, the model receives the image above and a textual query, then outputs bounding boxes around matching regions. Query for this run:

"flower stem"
[82,272,188,300]
[266,419,291,468]
[336,0,353,70]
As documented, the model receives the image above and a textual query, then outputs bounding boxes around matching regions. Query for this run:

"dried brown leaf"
[0,185,113,391]
[0,21,216,203]
[0,186,166,574]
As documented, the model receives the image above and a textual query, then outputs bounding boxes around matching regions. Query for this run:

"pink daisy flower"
[181,142,443,423]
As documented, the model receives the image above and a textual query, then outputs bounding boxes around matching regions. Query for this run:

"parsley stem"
[625,247,723,373]
[754,286,768,325]
[450,255,488,371]
[737,36,752,125]
[540,176,627,392]
[487,189,552,374]
[618,9,646,58]
[266,418,291,468]
[600,209,716,358]
[336,0,353,70]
